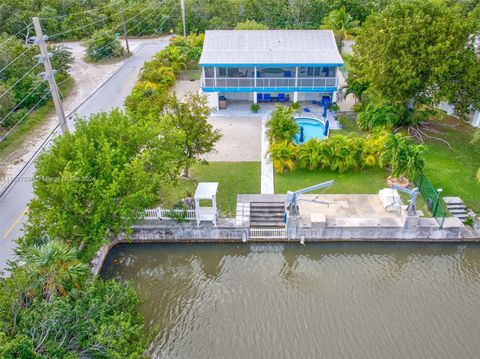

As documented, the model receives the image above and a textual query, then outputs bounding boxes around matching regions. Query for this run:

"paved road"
[0,39,169,271]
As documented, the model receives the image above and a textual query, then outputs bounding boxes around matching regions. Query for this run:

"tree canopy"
[234,20,269,30]
[349,0,480,115]
[22,109,183,255]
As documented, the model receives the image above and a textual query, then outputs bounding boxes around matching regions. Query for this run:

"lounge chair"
[312,100,317,105]
[278,93,286,103]
[303,107,311,112]
[264,93,272,102]
[257,93,263,102]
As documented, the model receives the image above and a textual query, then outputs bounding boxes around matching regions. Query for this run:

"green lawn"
[159,162,261,217]
[421,114,480,213]
[275,167,390,194]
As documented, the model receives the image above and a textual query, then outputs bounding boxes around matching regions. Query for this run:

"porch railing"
[201,76,337,90]
[144,208,196,221]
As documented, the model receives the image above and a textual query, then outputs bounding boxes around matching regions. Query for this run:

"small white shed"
[194,182,218,226]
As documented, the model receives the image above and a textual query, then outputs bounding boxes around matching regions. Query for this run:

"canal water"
[102,243,480,358]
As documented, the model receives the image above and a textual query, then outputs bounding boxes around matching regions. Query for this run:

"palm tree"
[268,141,297,173]
[380,134,425,180]
[320,7,360,41]
[19,240,89,301]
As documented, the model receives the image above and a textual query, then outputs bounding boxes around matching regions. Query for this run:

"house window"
[218,68,227,77]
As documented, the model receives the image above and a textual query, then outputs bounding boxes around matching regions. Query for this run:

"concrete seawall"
[91,220,480,275]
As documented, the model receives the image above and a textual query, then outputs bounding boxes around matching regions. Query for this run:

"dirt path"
[0,39,156,190]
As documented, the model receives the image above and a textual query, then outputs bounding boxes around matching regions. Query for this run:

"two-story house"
[199,30,344,109]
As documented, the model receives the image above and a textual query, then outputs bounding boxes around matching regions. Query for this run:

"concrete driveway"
[204,116,262,162]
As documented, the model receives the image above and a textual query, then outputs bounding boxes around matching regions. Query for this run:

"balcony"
[201,76,338,91]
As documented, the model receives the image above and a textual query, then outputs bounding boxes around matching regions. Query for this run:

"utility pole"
[120,6,130,54]
[32,17,69,134]
[180,0,186,36]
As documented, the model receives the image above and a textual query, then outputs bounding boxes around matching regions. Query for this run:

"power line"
[87,0,170,60]
[135,2,177,38]
[46,1,144,40]
[0,48,32,75]
[38,0,126,20]
[0,23,31,50]
[47,16,110,40]
[0,88,50,142]
[0,80,46,127]
[0,63,40,101]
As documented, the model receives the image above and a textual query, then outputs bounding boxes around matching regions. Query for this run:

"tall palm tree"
[321,7,360,41]
[19,240,89,301]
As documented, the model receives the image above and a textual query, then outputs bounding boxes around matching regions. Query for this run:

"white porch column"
[295,66,298,88]
[293,91,298,103]
[253,91,258,104]
[201,67,205,87]
[332,91,337,103]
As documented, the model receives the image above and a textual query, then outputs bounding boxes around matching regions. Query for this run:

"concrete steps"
[250,202,285,227]
[443,197,470,222]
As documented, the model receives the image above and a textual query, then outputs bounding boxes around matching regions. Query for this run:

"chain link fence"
[413,174,448,228]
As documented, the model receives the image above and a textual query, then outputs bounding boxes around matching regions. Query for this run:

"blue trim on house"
[200,63,344,68]
[201,87,338,93]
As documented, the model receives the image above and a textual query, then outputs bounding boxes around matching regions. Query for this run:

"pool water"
[293,117,327,144]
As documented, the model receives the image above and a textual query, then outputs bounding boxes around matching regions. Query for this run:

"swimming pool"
[293,117,327,144]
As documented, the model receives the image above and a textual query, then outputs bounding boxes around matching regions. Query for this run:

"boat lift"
[285,180,335,218]
[391,184,419,216]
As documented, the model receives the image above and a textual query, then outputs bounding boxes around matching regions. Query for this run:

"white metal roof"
[199,30,343,66]
[194,182,219,199]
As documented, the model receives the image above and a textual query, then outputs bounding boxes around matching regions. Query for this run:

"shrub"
[297,139,329,171]
[266,105,299,143]
[85,29,124,62]
[268,141,297,173]
[251,103,260,113]
[124,34,204,116]
[295,132,388,173]
[357,102,402,130]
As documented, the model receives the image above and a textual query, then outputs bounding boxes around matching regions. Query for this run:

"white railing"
[202,76,337,89]
[249,227,287,240]
[144,208,196,221]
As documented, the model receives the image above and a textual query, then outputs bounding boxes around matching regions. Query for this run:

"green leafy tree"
[266,105,299,143]
[349,0,480,115]
[234,20,269,30]
[320,7,359,41]
[85,29,124,62]
[163,93,221,177]
[22,110,182,254]
[268,140,297,173]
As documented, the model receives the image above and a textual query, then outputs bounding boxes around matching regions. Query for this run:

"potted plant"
[251,103,260,113]
[330,102,339,116]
